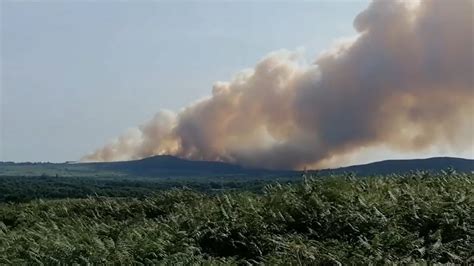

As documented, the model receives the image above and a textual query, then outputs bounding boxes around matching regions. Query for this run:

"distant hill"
[85,155,283,177]
[0,156,472,177]
[316,157,474,176]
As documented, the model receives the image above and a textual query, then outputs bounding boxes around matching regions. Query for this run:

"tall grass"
[0,172,472,264]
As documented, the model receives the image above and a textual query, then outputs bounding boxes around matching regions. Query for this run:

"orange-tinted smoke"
[83,0,474,169]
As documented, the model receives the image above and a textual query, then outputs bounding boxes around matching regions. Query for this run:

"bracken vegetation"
[0,172,473,264]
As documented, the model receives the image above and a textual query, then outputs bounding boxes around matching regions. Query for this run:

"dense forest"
[1,172,472,264]
[0,175,297,203]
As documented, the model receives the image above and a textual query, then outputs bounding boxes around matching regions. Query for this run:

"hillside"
[0,156,267,177]
[1,156,473,177]
[319,157,474,176]
[86,155,282,177]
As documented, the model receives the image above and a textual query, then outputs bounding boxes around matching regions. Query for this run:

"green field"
[1,172,472,264]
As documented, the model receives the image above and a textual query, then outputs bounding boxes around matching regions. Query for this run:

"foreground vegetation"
[0,172,473,264]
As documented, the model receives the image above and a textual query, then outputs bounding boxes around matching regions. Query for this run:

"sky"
[1,0,472,166]
[1,1,369,162]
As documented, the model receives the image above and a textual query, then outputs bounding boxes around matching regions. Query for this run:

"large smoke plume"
[83,0,474,169]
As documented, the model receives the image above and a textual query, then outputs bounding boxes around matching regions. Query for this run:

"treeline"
[0,175,294,203]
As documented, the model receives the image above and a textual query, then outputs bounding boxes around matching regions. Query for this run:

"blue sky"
[1,1,370,162]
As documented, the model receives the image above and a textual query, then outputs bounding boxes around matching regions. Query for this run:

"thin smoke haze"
[83,0,474,169]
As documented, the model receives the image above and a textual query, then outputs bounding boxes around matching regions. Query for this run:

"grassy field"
[0,171,472,264]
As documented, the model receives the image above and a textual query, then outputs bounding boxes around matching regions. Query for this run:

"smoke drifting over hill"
[83,0,474,169]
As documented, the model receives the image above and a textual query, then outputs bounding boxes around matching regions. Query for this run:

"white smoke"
[83,0,474,169]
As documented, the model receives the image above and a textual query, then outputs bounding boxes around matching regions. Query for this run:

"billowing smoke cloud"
[83,0,474,169]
